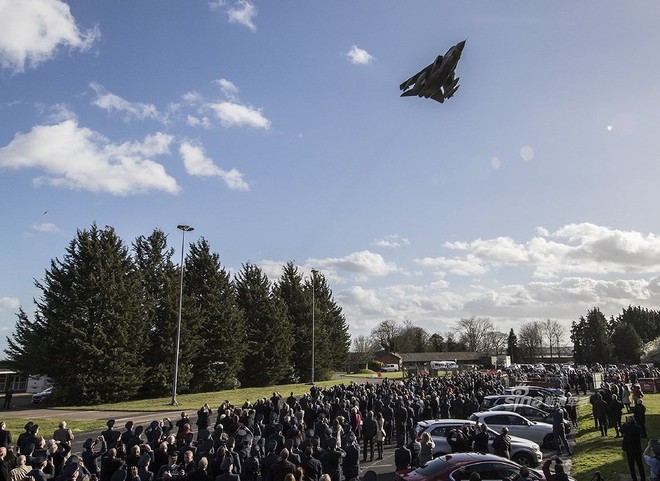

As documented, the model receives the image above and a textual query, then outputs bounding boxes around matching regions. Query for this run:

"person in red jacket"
[542,457,570,481]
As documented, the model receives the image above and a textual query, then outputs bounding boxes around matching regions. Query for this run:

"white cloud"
[32,222,60,232]
[372,234,410,248]
[419,224,660,279]
[186,115,212,129]
[416,254,488,276]
[208,102,271,129]
[227,0,257,31]
[0,297,20,311]
[90,83,164,122]
[0,0,99,72]
[215,78,239,100]
[0,119,179,195]
[345,45,375,65]
[311,250,399,277]
[179,141,249,191]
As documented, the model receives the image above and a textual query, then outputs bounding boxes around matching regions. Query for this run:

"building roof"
[399,351,482,363]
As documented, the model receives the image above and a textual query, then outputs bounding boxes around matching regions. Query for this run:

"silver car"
[414,419,542,467]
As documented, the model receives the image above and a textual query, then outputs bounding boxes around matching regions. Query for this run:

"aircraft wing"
[399,56,441,92]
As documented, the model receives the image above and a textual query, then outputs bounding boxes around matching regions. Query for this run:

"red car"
[394,452,573,481]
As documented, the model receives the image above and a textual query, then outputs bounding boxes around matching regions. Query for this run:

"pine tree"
[7,224,146,404]
[185,239,245,391]
[273,263,312,383]
[235,263,293,386]
[306,271,350,381]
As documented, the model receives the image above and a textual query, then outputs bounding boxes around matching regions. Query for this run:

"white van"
[430,360,459,370]
[381,363,399,372]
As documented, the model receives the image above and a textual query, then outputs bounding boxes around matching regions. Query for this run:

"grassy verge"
[2,419,106,436]
[59,379,343,412]
[572,393,659,481]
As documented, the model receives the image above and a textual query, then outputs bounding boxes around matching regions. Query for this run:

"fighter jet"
[400,40,466,103]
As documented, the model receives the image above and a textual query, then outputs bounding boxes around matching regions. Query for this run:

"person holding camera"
[643,440,660,481]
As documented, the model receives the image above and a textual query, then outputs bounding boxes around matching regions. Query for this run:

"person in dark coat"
[101,449,125,481]
[472,423,489,454]
[621,416,646,481]
[299,447,321,481]
[551,405,572,456]
[593,394,609,437]
[394,442,411,472]
[197,405,212,431]
[82,437,107,477]
[608,394,625,438]
[271,449,296,481]
[342,436,360,481]
[102,421,121,450]
[0,424,11,449]
[632,399,647,439]
[361,412,377,462]
[136,454,154,481]
[321,439,345,481]
[214,458,239,481]
[492,427,511,459]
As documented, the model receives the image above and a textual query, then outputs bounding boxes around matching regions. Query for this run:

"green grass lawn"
[2,419,106,436]
[573,393,659,481]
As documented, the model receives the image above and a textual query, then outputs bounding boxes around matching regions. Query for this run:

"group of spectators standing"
[0,372,517,481]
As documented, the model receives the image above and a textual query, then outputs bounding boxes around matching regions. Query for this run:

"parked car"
[31,386,53,404]
[503,386,567,405]
[468,411,555,449]
[381,363,400,372]
[414,419,542,467]
[394,452,571,481]
[488,404,571,434]
[480,394,556,412]
[431,361,459,370]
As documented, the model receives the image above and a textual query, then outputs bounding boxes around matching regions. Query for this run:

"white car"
[469,411,555,449]
[414,419,543,467]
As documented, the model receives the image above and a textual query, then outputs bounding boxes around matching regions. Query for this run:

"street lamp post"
[311,269,317,385]
[171,224,194,406]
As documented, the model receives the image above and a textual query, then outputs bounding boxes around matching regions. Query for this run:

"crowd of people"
[0,370,655,481]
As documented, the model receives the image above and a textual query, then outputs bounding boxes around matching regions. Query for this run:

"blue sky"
[2,1,660,354]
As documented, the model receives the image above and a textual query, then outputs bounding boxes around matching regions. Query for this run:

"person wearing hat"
[16,423,36,456]
[155,452,181,481]
[322,438,345,481]
[136,454,154,481]
[26,454,50,481]
[644,440,660,481]
[102,421,121,449]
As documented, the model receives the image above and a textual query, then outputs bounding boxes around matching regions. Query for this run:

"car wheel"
[543,433,556,450]
[512,452,534,467]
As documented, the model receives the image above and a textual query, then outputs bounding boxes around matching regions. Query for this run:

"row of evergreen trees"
[5,224,351,405]
[570,306,660,364]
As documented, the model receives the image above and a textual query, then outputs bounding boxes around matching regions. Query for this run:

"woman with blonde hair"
[419,431,435,465]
